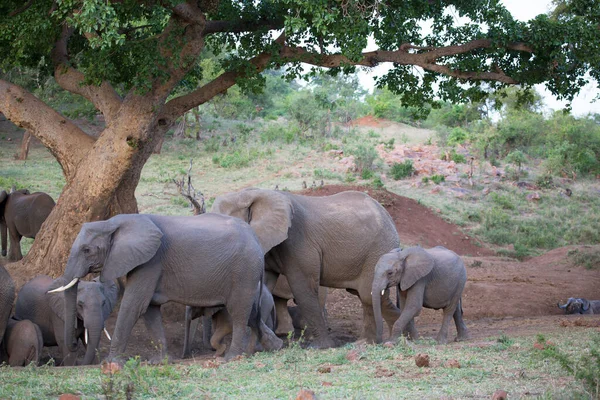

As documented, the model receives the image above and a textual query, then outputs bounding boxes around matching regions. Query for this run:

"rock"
[375,366,395,377]
[59,395,81,400]
[445,359,461,368]
[101,361,122,375]
[317,366,331,373]
[482,187,490,195]
[321,382,333,387]
[430,186,441,194]
[346,350,360,362]
[415,353,430,368]
[383,342,395,348]
[296,389,317,400]
[491,390,508,400]
[526,192,541,202]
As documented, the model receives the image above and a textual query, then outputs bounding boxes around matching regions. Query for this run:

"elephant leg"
[283,267,333,349]
[7,229,22,261]
[274,296,294,336]
[142,304,168,364]
[105,264,160,365]
[397,291,418,340]
[182,307,194,359]
[211,311,232,357]
[453,299,470,341]
[51,316,79,366]
[390,288,424,343]
[256,320,283,353]
[201,315,212,348]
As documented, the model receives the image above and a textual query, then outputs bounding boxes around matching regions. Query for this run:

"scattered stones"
[526,192,541,201]
[58,394,81,400]
[296,389,317,400]
[321,382,333,387]
[317,366,331,373]
[491,389,508,400]
[430,186,441,194]
[201,359,221,369]
[375,366,395,377]
[516,181,537,190]
[482,187,491,195]
[415,353,430,368]
[445,359,461,368]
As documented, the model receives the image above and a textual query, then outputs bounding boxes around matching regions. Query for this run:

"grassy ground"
[0,329,596,399]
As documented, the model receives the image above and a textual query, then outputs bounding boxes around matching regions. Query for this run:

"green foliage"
[203,136,221,153]
[568,248,600,270]
[538,333,600,398]
[390,160,414,180]
[313,169,342,181]
[371,175,385,189]
[447,127,469,146]
[382,138,395,150]
[365,87,428,124]
[536,175,555,189]
[347,144,379,174]
[260,123,301,144]
[212,149,264,169]
[441,150,467,164]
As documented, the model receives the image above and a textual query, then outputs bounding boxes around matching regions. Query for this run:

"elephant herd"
[7,186,592,368]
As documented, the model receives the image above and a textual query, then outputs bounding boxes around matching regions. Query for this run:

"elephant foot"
[148,354,169,365]
[307,336,335,349]
[435,335,449,345]
[214,344,227,357]
[455,332,471,342]
[261,334,283,352]
[1,250,6,257]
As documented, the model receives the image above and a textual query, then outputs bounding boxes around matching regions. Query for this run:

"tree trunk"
[5,99,168,287]
[18,131,31,160]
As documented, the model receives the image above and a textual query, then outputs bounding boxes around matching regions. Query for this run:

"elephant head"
[48,214,162,353]
[558,297,590,314]
[211,188,293,255]
[371,247,434,343]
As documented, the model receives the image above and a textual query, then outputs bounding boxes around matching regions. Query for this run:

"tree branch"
[203,17,285,35]
[280,38,534,84]
[51,25,123,124]
[162,34,285,119]
[9,0,35,16]
[0,80,95,182]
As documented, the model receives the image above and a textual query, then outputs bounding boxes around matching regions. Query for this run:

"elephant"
[371,246,470,344]
[212,188,400,347]
[0,264,15,355]
[182,283,277,358]
[0,188,55,261]
[49,213,283,365]
[1,318,43,367]
[14,275,118,365]
[558,297,600,314]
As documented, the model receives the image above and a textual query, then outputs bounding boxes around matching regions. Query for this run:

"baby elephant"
[1,318,43,367]
[558,297,600,314]
[182,283,276,358]
[372,246,469,344]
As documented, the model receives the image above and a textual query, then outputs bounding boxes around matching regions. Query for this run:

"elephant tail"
[247,277,264,343]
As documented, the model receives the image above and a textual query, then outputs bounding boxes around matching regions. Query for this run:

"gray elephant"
[0,189,55,261]
[212,188,400,347]
[0,265,15,356]
[14,275,118,365]
[371,246,469,344]
[558,297,600,314]
[50,213,283,365]
[182,283,277,358]
[1,318,43,367]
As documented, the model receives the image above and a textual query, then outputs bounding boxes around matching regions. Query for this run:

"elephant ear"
[47,277,67,321]
[213,188,293,255]
[100,215,163,282]
[400,247,434,291]
[0,190,7,205]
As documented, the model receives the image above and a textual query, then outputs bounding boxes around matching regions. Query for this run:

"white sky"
[356,0,599,116]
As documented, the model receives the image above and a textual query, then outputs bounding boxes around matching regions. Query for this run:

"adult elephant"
[50,213,283,365]
[0,189,55,261]
[212,188,400,347]
[14,275,118,365]
[0,265,15,354]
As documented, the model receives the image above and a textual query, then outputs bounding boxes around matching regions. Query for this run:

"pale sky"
[356,0,599,116]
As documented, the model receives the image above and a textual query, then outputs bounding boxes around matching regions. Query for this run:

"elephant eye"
[82,246,91,254]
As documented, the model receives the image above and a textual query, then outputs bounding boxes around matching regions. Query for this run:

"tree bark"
[18,131,31,160]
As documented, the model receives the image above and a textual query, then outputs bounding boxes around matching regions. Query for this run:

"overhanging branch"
[51,25,123,124]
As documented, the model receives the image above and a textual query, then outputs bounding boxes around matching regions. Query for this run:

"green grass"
[0,330,595,399]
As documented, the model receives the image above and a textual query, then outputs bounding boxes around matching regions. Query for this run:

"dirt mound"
[298,185,493,256]
[347,115,388,128]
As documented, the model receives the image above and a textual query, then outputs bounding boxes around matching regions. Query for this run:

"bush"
[430,174,445,184]
[203,136,220,152]
[347,144,379,174]
[447,127,468,146]
[390,160,414,180]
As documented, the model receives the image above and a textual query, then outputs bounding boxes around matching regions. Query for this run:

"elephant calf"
[372,246,469,344]
[182,283,277,358]
[1,318,43,367]
[558,298,600,314]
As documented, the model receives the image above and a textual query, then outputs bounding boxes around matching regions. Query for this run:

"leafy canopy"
[0,0,598,113]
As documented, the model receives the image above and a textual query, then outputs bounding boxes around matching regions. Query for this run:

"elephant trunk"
[81,310,103,365]
[63,282,80,353]
[1,221,6,257]
[558,298,574,310]
[371,272,388,344]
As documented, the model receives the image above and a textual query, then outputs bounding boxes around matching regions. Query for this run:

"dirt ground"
[9,185,600,365]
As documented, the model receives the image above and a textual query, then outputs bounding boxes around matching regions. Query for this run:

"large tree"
[0,0,598,280]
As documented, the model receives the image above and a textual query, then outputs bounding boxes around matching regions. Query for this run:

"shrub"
[447,127,468,146]
[361,169,375,179]
[371,175,385,189]
[390,160,414,180]
[347,144,379,174]
[382,138,395,150]
[430,174,445,184]
[203,136,220,152]
[504,150,527,180]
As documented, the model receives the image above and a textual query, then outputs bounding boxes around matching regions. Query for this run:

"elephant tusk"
[47,278,79,293]
[381,290,385,296]
[84,328,88,345]
[104,328,112,341]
